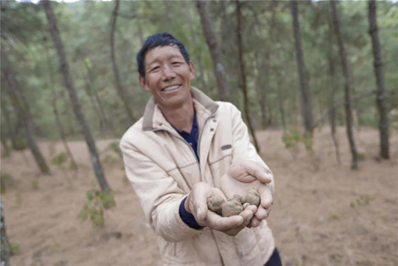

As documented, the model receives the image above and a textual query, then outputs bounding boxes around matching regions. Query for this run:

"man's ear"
[189,61,195,81]
[139,74,150,92]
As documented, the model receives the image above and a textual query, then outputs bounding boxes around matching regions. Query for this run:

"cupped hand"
[220,160,274,228]
[185,182,257,236]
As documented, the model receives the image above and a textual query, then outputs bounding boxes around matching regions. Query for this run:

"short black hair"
[136,33,190,79]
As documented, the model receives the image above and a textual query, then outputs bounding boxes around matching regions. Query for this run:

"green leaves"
[282,128,313,153]
[80,188,116,228]
[51,152,68,166]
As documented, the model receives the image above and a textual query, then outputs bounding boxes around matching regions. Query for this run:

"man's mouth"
[162,85,181,92]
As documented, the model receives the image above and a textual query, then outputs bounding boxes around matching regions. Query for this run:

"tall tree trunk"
[83,73,104,130]
[1,50,50,174]
[235,0,260,152]
[0,200,11,266]
[290,0,314,136]
[368,0,389,159]
[83,63,114,134]
[276,74,286,129]
[327,52,341,165]
[254,54,268,129]
[44,42,78,173]
[110,0,136,124]
[330,0,359,169]
[196,0,231,102]
[0,99,17,150]
[43,0,111,191]
[181,0,209,95]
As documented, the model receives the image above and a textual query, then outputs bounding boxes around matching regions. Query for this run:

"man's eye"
[172,62,182,66]
[151,66,160,72]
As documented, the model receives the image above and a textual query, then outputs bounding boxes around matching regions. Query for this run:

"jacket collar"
[142,87,219,131]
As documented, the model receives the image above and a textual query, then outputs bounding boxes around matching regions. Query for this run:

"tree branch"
[312,90,376,130]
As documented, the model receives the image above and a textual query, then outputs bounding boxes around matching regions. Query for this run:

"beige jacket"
[120,88,275,266]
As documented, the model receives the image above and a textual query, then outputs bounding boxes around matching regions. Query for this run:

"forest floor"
[1,126,397,266]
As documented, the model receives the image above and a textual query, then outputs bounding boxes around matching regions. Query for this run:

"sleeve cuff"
[179,197,204,230]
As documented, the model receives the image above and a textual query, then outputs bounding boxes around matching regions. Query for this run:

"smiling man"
[120,33,281,266]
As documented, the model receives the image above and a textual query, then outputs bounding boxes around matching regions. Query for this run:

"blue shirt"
[170,111,199,161]
[170,111,203,229]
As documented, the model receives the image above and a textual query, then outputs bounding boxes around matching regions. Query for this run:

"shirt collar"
[142,87,218,131]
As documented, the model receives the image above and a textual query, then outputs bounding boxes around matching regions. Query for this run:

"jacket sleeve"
[120,135,204,242]
[228,103,275,195]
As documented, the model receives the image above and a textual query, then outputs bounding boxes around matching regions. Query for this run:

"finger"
[265,206,272,217]
[206,211,243,231]
[192,186,214,221]
[244,161,271,184]
[250,217,262,228]
[259,186,273,209]
[243,205,257,214]
[254,206,269,220]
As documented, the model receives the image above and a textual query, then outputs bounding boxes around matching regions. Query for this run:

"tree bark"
[83,72,104,130]
[330,0,359,169]
[181,0,209,95]
[368,0,389,159]
[276,74,286,129]
[0,99,17,150]
[0,200,11,266]
[44,42,78,173]
[196,0,231,102]
[110,0,136,124]
[83,62,114,134]
[327,52,341,165]
[235,0,260,153]
[290,0,314,136]
[254,54,268,129]
[43,0,111,191]
[1,50,50,174]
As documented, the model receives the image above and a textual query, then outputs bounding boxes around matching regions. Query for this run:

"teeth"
[163,85,180,91]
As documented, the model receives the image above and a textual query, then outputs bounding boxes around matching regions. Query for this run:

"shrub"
[79,188,116,228]
[281,128,314,153]
[51,152,68,166]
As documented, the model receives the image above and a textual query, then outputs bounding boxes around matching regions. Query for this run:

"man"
[120,33,281,266]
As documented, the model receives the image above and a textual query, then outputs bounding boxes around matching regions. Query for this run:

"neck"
[159,100,195,133]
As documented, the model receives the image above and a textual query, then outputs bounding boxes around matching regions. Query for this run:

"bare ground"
[1,127,397,266]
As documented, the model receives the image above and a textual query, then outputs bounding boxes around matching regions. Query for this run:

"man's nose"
[162,66,176,80]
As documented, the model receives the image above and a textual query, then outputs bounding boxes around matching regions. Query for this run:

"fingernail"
[265,173,271,180]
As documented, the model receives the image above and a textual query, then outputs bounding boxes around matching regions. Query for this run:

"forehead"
[145,45,184,66]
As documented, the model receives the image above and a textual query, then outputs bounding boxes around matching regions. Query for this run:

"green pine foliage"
[1,0,397,140]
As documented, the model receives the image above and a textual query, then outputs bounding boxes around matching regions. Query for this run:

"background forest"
[1,0,397,266]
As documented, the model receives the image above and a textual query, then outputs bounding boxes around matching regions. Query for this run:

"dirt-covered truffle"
[221,197,243,217]
[242,188,261,207]
[207,194,225,214]
[207,189,261,217]
[231,194,242,204]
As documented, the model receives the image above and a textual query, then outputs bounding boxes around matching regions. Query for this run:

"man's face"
[139,45,195,110]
